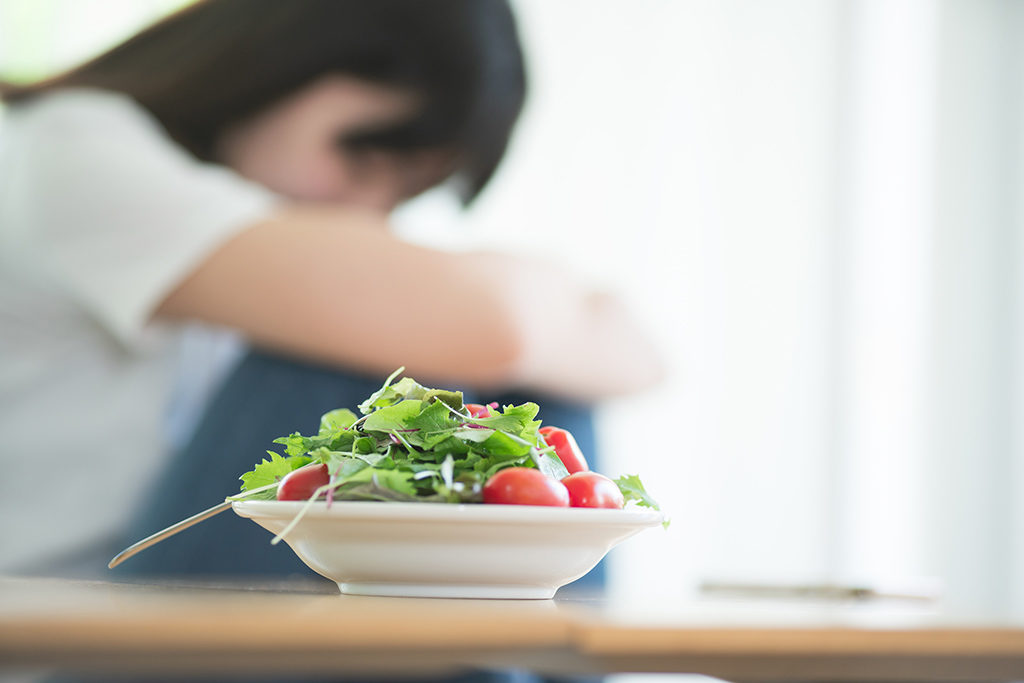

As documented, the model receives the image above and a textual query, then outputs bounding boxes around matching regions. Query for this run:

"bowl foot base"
[337,582,556,600]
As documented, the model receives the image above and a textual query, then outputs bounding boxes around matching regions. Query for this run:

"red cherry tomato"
[465,403,496,418]
[538,426,589,474]
[276,464,330,501]
[482,467,570,507]
[562,472,625,509]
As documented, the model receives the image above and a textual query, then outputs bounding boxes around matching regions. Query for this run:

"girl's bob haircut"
[1,0,527,204]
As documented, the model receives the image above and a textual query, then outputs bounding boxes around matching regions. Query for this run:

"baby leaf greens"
[612,474,661,510]
[240,452,312,495]
[239,368,589,505]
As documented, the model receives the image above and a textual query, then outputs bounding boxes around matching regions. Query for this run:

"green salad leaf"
[613,474,660,509]
[238,369,662,515]
[357,368,426,414]
[319,408,357,434]
[239,452,313,500]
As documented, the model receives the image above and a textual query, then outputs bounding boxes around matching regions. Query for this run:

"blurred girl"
[0,0,661,579]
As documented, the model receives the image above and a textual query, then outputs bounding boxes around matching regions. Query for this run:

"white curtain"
[830,0,1024,617]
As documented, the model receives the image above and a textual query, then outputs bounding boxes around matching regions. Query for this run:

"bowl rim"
[232,499,664,527]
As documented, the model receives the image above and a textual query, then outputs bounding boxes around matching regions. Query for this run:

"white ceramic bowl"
[232,500,663,599]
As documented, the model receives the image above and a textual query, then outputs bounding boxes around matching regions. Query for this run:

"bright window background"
[3,0,1022,641]
[0,0,187,82]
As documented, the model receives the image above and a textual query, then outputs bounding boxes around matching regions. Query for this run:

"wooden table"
[2,575,1023,681]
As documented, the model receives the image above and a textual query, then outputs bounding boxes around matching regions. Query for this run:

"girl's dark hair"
[0,0,527,203]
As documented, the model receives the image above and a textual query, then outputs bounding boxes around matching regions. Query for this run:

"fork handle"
[107,500,232,569]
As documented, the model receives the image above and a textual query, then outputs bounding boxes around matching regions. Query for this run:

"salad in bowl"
[113,369,664,598]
